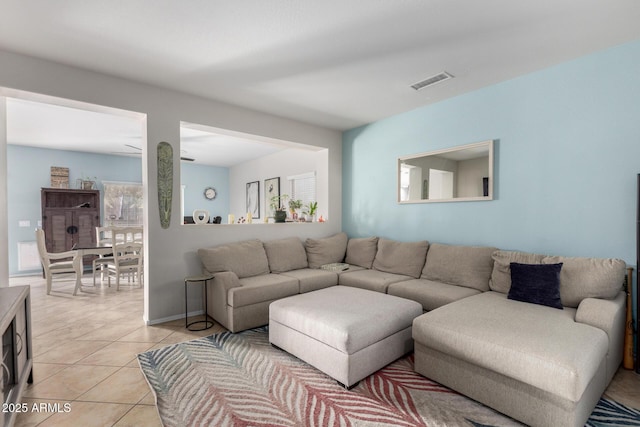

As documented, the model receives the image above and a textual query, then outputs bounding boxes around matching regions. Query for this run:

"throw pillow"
[508,262,563,309]
[305,232,348,269]
[489,250,545,294]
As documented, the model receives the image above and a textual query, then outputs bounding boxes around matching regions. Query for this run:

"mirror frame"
[397,139,494,204]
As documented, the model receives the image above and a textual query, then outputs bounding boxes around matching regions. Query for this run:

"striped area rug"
[138,327,640,427]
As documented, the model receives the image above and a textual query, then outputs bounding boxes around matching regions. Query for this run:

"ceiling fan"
[112,144,195,161]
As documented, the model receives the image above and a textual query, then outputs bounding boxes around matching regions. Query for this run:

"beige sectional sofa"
[198,232,627,427]
[197,237,341,332]
[413,250,626,427]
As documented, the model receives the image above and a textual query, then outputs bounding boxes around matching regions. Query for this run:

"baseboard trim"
[145,309,204,326]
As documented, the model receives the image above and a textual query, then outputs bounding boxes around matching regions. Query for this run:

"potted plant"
[270,194,289,223]
[303,201,318,222]
[80,174,97,190]
[288,199,303,220]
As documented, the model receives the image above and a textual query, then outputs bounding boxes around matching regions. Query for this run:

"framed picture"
[50,166,69,189]
[264,177,280,218]
[246,181,260,219]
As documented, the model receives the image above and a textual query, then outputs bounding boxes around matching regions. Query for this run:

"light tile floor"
[10,274,640,426]
[11,274,225,427]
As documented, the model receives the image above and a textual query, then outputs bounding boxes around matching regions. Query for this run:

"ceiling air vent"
[411,72,454,91]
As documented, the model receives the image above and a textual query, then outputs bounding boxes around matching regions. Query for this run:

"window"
[288,172,316,208]
[103,181,143,226]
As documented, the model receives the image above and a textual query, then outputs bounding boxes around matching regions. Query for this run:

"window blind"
[288,172,316,208]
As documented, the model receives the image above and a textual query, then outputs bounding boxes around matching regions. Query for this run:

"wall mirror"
[398,140,494,203]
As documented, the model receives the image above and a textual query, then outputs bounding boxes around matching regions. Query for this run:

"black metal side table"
[184,274,215,331]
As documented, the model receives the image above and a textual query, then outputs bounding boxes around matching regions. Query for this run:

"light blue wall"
[7,145,230,275]
[181,162,230,221]
[343,38,640,265]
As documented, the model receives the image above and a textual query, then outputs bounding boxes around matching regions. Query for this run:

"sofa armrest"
[207,271,241,301]
[575,291,625,332]
[205,271,241,331]
[575,291,626,381]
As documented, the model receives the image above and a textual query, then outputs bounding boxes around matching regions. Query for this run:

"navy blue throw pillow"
[508,262,563,309]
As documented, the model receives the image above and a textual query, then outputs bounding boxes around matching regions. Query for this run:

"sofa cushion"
[345,237,379,269]
[338,269,413,293]
[198,239,269,279]
[508,262,563,309]
[372,239,428,279]
[489,250,545,294]
[263,237,308,273]
[388,279,481,312]
[412,291,607,402]
[305,232,348,269]
[229,274,299,307]
[422,243,497,291]
[542,256,626,308]
[279,268,338,293]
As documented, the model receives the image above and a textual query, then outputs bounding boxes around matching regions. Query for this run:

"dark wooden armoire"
[41,188,101,265]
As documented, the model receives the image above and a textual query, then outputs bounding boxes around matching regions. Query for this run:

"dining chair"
[112,227,144,284]
[115,227,144,281]
[93,226,145,285]
[107,242,143,290]
[93,226,114,285]
[35,228,83,295]
[111,227,129,244]
[110,226,143,243]
[95,226,113,246]
[131,227,143,243]
[129,227,144,282]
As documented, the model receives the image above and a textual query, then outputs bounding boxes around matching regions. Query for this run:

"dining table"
[71,242,113,258]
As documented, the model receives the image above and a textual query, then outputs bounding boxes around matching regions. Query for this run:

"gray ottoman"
[269,286,423,387]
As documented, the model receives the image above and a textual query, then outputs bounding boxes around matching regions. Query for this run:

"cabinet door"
[74,210,99,248]
[44,210,74,252]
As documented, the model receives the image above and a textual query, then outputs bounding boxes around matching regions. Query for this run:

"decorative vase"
[192,209,209,224]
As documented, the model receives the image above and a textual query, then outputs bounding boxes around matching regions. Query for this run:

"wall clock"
[204,187,217,200]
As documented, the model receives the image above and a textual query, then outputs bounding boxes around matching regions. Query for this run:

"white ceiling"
[5,97,294,167]
[2,1,640,159]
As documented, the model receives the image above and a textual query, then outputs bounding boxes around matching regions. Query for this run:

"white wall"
[0,49,342,323]
[457,157,488,198]
[229,148,329,221]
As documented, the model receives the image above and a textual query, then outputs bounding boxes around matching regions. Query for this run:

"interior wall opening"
[180,122,329,225]
[2,88,147,300]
